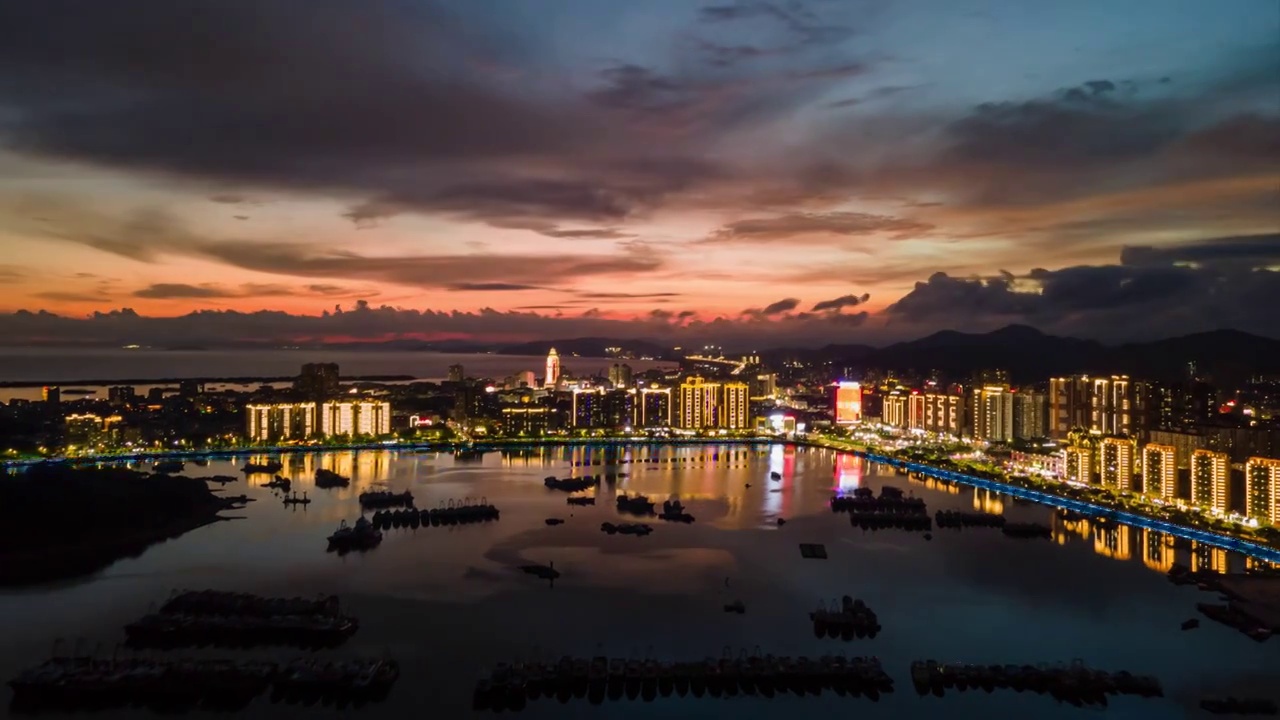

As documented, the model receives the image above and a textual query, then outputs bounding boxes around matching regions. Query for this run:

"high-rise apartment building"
[295,363,340,401]
[1100,437,1136,491]
[319,400,390,437]
[677,376,720,429]
[834,382,862,425]
[246,402,318,442]
[675,377,748,430]
[608,363,633,388]
[447,364,465,383]
[1245,457,1280,526]
[1064,446,1092,484]
[971,385,1015,442]
[1013,390,1048,440]
[1049,376,1091,439]
[635,387,672,428]
[1141,443,1176,500]
[721,382,750,430]
[572,389,604,428]
[1191,449,1229,511]
[1091,376,1134,436]
[921,391,965,437]
[750,373,777,400]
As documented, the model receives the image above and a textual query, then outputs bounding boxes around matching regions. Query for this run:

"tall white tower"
[545,348,561,388]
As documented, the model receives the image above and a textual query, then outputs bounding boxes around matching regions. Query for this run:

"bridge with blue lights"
[851,450,1280,564]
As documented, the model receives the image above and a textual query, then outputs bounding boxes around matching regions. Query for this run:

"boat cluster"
[326,517,383,553]
[1199,697,1279,715]
[358,490,414,509]
[544,475,600,492]
[811,595,881,639]
[909,660,1163,705]
[616,493,656,516]
[124,612,356,650]
[7,655,398,712]
[567,495,596,506]
[125,589,358,650]
[1000,522,1053,539]
[601,522,653,536]
[1197,602,1274,642]
[314,468,350,489]
[160,590,341,617]
[264,475,290,491]
[152,460,185,474]
[830,487,928,515]
[658,499,695,523]
[473,652,894,711]
[242,460,283,475]
[370,499,501,530]
[935,510,1006,529]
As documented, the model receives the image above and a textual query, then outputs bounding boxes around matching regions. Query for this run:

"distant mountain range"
[781,325,1278,384]
[261,325,1278,384]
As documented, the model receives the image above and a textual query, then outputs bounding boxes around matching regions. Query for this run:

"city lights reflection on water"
[3,443,1279,719]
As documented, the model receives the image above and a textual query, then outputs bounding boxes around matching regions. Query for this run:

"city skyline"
[0,1,1277,347]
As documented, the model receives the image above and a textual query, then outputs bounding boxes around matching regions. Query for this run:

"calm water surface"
[2,444,1276,719]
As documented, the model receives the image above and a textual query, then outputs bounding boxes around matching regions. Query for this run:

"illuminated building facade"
[971,385,1014,442]
[1049,376,1090,439]
[1100,437,1136,491]
[572,389,604,428]
[1191,449,1229,511]
[635,387,672,428]
[677,376,721,429]
[883,392,907,428]
[246,402,318,442]
[1064,446,1092,484]
[922,392,965,436]
[447,364,465,383]
[1091,375,1134,436]
[834,381,862,425]
[544,348,561,388]
[501,406,555,435]
[1245,457,1280,525]
[319,400,390,437]
[676,377,748,430]
[721,382,750,430]
[42,385,61,405]
[64,413,121,449]
[1140,443,1176,500]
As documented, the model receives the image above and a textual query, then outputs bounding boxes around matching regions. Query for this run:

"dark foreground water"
[2,444,1277,719]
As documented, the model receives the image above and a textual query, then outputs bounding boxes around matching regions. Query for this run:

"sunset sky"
[0,0,1277,347]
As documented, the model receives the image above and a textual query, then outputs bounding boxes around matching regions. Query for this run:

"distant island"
[0,464,244,586]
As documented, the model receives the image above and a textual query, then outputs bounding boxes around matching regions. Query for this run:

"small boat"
[314,469,350,489]
[770,471,782,481]
[242,460,283,475]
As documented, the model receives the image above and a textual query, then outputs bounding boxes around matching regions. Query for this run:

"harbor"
[3,443,1278,718]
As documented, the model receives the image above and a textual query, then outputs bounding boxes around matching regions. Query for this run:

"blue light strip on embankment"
[851,450,1280,564]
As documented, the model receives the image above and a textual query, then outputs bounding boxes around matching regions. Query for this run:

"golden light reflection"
[1093,523,1132,561]
[1190,542,1228,574]
[1142,529,1175,573]
[1052,515,1091,546]
[972,488,1005,514]
[907,473,960,494]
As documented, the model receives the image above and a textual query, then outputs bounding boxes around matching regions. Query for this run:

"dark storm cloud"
[0,0,606,221]
[884,237,1280,340]
[446,283,545,292]
[811,293,870,311]
[1120,234,1280,267]
[707,211,932,242]
[946,80,1177,168]
[132,282,358,299]
[587,65,692,112]
[762,297,801,315]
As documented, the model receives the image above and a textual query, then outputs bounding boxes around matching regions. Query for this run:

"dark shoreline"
[0,514,225,588]
[0,374,416,388]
